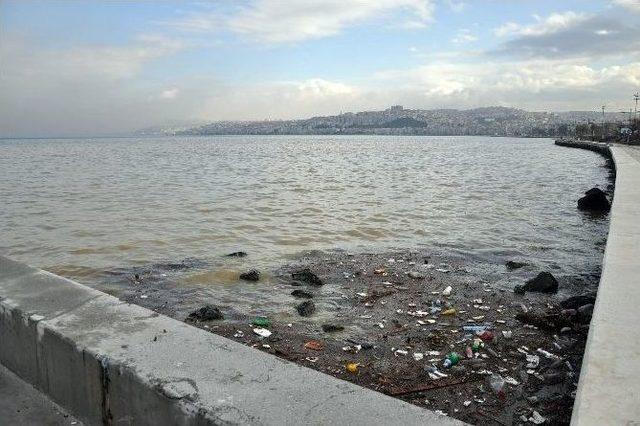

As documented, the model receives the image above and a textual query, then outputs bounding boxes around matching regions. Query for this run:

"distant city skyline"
[1,0,639,137]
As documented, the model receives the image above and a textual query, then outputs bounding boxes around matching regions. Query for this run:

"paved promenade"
[556,141,640,426]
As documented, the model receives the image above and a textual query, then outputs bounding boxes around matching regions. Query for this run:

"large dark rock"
[226,251,247,257]
[291,289,313,299]
[560,294,596,310]
[515,311,572,331]
[506,260,527,270]
[296,300,316,317]
[239,270,260,281]
[322,324,344,332]
[292,268,323,286]
[514,272,559,294]
[186,305,224,322]
[578,187,611,212]
[576,303,594,324]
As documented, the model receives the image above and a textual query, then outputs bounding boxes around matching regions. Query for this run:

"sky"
[1,0,639,137]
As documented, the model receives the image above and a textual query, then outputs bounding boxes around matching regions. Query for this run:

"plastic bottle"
[489,374,506,400]
[443,352,460,368]
[465,346,473,358]
[472,339,482,352]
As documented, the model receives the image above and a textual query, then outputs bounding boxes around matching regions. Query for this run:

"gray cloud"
[492,14,640,59]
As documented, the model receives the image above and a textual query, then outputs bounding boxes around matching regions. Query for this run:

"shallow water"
[0,135,610,314]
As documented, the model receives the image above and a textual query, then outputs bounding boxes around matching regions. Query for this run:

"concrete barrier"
[0,256,464,425]
[556,140,640,425]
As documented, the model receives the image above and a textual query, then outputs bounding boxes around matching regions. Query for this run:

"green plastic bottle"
[443,352,460,368]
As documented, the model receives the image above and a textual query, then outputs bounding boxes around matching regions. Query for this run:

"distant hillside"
[160,106,628,138]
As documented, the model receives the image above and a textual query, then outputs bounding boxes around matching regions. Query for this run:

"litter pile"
[179,250,595,425]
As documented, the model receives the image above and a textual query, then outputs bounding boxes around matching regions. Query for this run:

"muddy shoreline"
[104,248,600,425]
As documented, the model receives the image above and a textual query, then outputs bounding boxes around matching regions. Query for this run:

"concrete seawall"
[555,139,640,425]
[0,256,463,425]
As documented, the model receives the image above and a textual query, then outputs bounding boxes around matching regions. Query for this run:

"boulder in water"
[291,289,313,299]
[577,303,594,324]
[296,300,316,317]
[560,294,596,310]
[505,261,527,270]
[514,272,558,294]
[578,188,611,212]
[226,251,247,257]
[292,268,323,286]
[239,270,260,281]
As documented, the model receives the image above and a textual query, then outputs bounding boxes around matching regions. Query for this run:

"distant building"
[387,105,404,112]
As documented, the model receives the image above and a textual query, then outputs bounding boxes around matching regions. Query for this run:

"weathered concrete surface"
[556,141,640,426]
[0,256,464,425]
[0,363,81,425]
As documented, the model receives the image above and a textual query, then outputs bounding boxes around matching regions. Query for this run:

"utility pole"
[602,105,606,141]
[634,92,639,125]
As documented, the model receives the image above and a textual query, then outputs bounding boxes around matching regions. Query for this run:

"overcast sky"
[1,0,639,137]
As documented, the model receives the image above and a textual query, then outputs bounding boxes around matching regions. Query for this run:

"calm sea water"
[1,136,609,307]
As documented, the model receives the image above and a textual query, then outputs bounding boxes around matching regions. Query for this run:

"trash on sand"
[425,365,448,380]
[394,349,409,356]
[427,350,441,356]
[537,348,561,360]
[502,330,513,339]
[305,357,318,363]
[478,330,495,342]
[140,294,148,299]
[377,322,385,329]
[408,271,426,279]
[463,325,489,333]
[504,376,519,386]
[413,352,424,361]
[233,330,244,338]
[527,354,540,369]
[374,268,386,275]
[443,352,460,368]
[488,374,506,400]
[251,317,271,328]
[346,362,359,374]
[253,328,272,338]
[304,340,325,351]
[442,308,457,316]
[465,346,473,359]
[529,411,546,424]
[356,292,368,297]
[463,400,472,407]
[435,268,450,273]
[442,286,452,296]
[472,339,483,352]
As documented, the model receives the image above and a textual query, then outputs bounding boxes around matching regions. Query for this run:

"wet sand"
[112,249,595,425]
